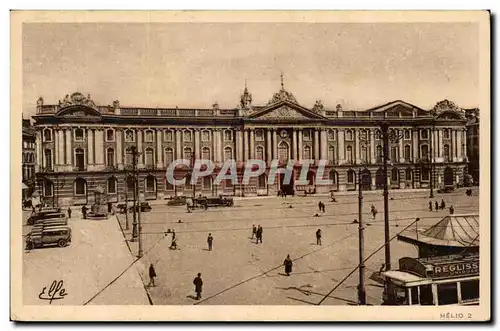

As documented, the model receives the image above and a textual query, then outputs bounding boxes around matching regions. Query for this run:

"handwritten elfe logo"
[38,280,67,304]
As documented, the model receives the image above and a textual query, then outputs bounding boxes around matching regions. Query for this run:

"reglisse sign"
[399,254,479,280]
[432,260,479,279]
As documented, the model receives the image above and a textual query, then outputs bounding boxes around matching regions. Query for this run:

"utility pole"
[358,168,366,305]
[131,146,138,242]
[429,122,435,198]
[381,123,391,271]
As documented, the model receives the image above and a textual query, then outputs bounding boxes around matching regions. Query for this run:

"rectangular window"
[437,283,459,305]
[460,280,479,302]
[164,130,173,142]
[347,171,354,184]
[125,130,135,142]
[421,145,429,159]
[145,130,154,142]
[302,130,311,141]
[420,129,429,140]
[421,168,430,181]
[404,130,411,140]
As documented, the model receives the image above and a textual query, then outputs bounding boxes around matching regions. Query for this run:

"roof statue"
[212,101,220,110]
[112,100,120,109]
[267,72,298,105]
[240,79,252,109]
[312,100,324,113]
[431,99,460,115]
[336,104,343,112]
[37,96,44,107]
[59,92,97,109]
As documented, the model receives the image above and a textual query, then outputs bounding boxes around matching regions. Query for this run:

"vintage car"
[167,196,188,206]
[190,196,234,209]
[116,203,128,214]
[128,202,153,213]
[25,225,72,250]
[34,218,69,227]
[27,210,66,226]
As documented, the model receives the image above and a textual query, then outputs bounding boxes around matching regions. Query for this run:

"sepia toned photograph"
[10,10,490,321]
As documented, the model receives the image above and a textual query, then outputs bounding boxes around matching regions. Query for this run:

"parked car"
[27,211,66,226]
[167,196,187,206]
[192,196,234,208]
[34,218,69,227]
[128,202,152,213]
[25,225,72,250]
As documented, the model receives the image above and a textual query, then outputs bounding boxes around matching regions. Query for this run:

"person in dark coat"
[435,201,439,211]
[67,207,72,219]
[318,201,322,212]
[283,254,293,276]
[207,233,213,251]
[148,263,157,287]
[316,229,322,245]
[256,225,263,244]
[193,273,203,300]
[82,205,87,219]
[440,199,446,210]
[429,201,433,211]
[371,205,377,219]
[449,205,454,215]
[251,224,257,239]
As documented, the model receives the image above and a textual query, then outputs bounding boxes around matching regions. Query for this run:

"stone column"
[355,129,360,164]
[320,129,327,161]
[65,128,72,169]
[35,130,42,172]
[314,129,320,161]
[338,129,345,164]
[236,130,243,162]
[462,129,467,160]
[137,129,143,167]
[156,130,164,168]
[88,129,94,168]
[370,129,375,164]
[456,128,463,160]
[399,134,404,163]
[249,128,255,159]
[292,129,297,160]
[194,130,200,160]
[297,129,303,162]
[438,129,443,159]
[217,130,223,164]
[272,129,278,160]
[176,130,182,160]
[412,129,419,160]
[450,129,456,161]
[95,129,104,169]
[212,130,218,163]
[58,129,65,167]
[243,129,249,161]
[266,129,272,164]
[117,130,123,170]
[53,130,59,168]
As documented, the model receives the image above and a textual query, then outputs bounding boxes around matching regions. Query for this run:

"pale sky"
[22,22,479,117]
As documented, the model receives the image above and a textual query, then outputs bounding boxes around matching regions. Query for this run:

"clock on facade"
[279,129,288,139]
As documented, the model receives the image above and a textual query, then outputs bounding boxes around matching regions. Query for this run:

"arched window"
[201,130,210,142]
[376,145,383,163]
[145,175,156,192]
[43,128,52,142]
[43,179,53,196]
[44,149,52,170]
[328,129,336,141]
[107,177,117,194]
[328,145,336,163]
[126,176,136,193]
[404,129,411,140]
[329,170,338,184]
[224,147,232,161]
[164,148,174,166]
[75,148,85,171]
[202,176,212,190]
[278,142,289,163]
[346,130,353,141]
[74,128,84,141]
[183,130,192,142]
[444,129,450,139]
[255,146,264,160]
[164,130,173,142]
[74,178,87,196]
[202,147,211,160]
[390,146,398,162]
[183,147,192,161]
[106,148,115,167]
[347,170,355,184]
[360,129,367,141]
[145,148,154,167]
[125,130,135,142]
[106,129,114,142]
[421,167,430,181]
[391,168,399,182]
[346,146,353,163]
[405,168,412,181]
[303,145,311,160]
[255,129,264,141]
[404,145,411,161]
[444,144,450,161]
[420,129,429,140]
[258,174,267,189]
[224,130,232,141]
[145,130,154,142]
[361,146,368,163]
[125,148,134,166]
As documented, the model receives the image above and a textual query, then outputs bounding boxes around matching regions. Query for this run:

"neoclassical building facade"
[32,85,469,206]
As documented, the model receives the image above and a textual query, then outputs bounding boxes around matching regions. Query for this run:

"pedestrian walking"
[207,233,213,251]
[435,201,439,211]
[316,229,322,245]
[429,201,433,211]
[440,199,446,210]
[170,235,178,250]
[82,205,87,219]
[171,229,176,241]
[371,205,378,219]
[148,263,157,287]
[256,225,263,244]
[67,207,72,219]
[449,205,454,215]
[318,201,322,212]
[193,273,203,300]
[251,224,257,239]
[322,202,326,213]
[283,254,293,276]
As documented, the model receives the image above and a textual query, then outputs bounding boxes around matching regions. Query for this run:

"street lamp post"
[429,122,435,198]
[357,138,368,305]
[128,145,143,257]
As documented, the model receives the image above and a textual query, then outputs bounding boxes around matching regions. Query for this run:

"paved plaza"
[22,210,149,305]
[118,188,479,305]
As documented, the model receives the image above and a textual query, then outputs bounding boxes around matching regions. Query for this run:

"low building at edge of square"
[31,84,471,207]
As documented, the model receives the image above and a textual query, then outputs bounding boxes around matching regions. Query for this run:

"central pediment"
[249,101,325,120]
